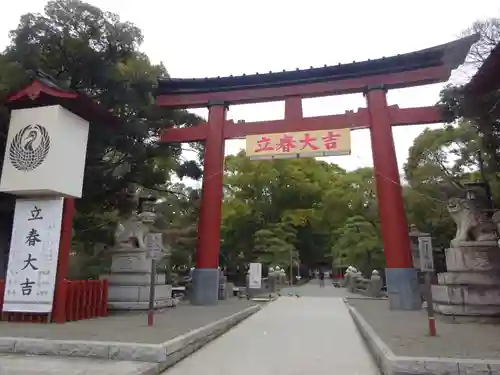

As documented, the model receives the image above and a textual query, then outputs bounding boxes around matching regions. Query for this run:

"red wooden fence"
[0,279,108,323]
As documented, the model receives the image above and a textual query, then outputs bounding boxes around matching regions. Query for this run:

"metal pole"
[424,271,436,336]
[477,149,494,209]
[147,258,157,327]
[418,235,437,337]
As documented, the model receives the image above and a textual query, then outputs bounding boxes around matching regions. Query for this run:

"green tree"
[405,121,480,188]
[438,17,500,193]
[155,183,200,269]
[331,215,384,276]
[0,0,204,278]
[220,151,387,271]
[222,151,345,268]
[254,223,298,267]
[403,121,481,250]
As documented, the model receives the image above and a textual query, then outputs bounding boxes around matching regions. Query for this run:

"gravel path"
[348,298,500,359]
[0,299,257,344]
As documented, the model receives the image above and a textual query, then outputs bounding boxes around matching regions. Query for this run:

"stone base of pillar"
[102,246,175,311]
[385,268,421,310]
[433,241,500,321]
[190,268,219,305]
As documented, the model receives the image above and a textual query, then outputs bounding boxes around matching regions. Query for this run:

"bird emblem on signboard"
[9,124,51,172]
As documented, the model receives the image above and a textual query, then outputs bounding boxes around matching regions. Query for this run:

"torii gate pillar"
[366,86,420,310]
[191,101,227,305]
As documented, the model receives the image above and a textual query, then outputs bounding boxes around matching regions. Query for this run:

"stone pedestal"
[433,241,500,319]
[103,247,174,311]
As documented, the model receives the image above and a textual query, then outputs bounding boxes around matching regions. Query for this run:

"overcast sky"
[1,1,499,187]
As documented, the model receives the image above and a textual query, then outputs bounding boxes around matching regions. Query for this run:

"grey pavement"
[0,282,377,374]
[349,298,500,359]
[0,299,257,375]
[164,282,379,375]
[281,279,348,297]
[0,299,256,344]
[0,353,157,375]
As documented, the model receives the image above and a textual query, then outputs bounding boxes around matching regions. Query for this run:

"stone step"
[102,273,166,286]
[108,297,177,311]
[437,271,500,286]
[432,284,500,306]
[445,245,500,272]
[434,302,500,317]
[108,284,172,303]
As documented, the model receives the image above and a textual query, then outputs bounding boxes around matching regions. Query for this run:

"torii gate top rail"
[156,34,479,109]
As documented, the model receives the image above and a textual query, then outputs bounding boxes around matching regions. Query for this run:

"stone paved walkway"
[348,298,500,359]
[164,283,379,375]
[0,299,257,374]
[0,299,256,344]
[0,283,377,374]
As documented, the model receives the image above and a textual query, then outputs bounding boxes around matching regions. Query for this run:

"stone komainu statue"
[446,198,498,243]
[114,211,156,249]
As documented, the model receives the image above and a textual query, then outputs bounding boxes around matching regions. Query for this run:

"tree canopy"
[0,0,204,277]
[438,17,500,192]
[219,152,386,274]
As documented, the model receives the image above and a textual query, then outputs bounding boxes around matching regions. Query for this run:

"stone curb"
[0,304,261,375]
[344,299,500,375]
[345,295,388,301]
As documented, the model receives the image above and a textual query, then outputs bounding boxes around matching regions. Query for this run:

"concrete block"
[138,285,171,301]
[432,284,500,306]
[105,273,166,285]
[438,271,500,286]
[458,360,491,375]
[391,357,460,375]
[14,338,61,356]
[434,302,500,316]
[445,245,500,272]
[110,251,151,273]
[488,362,500,375]
[108,284,171,303]
[57,340,110,358]
[386,268,421,310]
[108,342,167,363]
[108,299,174,311]
[0,337,16,353]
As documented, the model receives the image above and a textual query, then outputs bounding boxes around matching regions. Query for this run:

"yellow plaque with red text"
[245,129,351,160]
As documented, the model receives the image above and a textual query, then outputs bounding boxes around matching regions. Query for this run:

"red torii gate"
[156,35,478,309]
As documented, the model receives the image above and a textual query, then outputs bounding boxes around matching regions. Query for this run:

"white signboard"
[0,105,90,198]
[3,198,64,313]
[145,233,164,261]
[249,263,262,289]
[418,236,434,272]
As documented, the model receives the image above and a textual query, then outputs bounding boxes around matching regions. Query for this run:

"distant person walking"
[319,271,325,288]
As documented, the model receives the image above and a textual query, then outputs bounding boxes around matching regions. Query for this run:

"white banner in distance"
[249,263,262,289]
[418,236,435,272]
